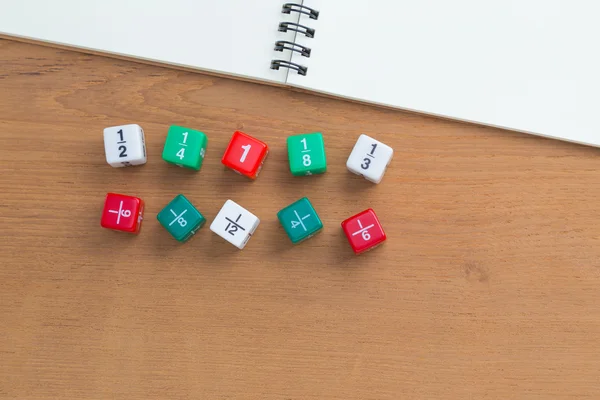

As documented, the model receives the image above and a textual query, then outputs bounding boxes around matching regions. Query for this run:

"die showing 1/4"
[162,125,208,171]
[277,197,323,243]
[103,124,147,167]
[221,131,269,179]
[100,193,145,234]
[157,194,206,242]
[287,132,327,176]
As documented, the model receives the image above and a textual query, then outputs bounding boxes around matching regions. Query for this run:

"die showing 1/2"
[277,197,323,243]
[221,131,269,179]
[341,208,386,254]
[157,194,206,242]
[346,134,393,184]
[162,125,208,171]
[287,132,327,176]
[103,124,147,167]
[210,199,260,249]
[100,193,144,234]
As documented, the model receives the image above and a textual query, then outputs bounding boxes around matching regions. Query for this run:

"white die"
[210,200,260,249]
[346,134,393,183]
[103,124,147,167]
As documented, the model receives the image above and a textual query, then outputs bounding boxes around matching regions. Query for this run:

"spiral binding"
[270,3,318,76]
[282,3,320,20]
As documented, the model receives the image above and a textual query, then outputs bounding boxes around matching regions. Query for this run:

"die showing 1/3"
[157,194,206,242]
[100,193,145,234]
[277,197,323,243]
[103,124,147,167]
[162,125,208,171]
[221,131,269,179]
[210,199,260,249]
[341,208,386,254]
[287,132,327,176]
[346,134,393,184]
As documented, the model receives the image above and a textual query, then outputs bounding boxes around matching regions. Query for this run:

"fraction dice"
[210,199,260,249]
[346,134,393,184]
[100,193,144,234]
[156,194,206,242]
[103,124,147,167]
[162,125,208,171]
[287,132,327,176]
[221,131,269,179]
[277,197,323,243]
[341,208,386,254]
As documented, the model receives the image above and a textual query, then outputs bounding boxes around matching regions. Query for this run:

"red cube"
[221,131,269,179]
[100,193,144,234]
[341,208,386,254]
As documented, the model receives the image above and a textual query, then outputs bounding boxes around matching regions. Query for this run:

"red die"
[100,193,144,234]
[221,131,269,179]
[341,208,386,254]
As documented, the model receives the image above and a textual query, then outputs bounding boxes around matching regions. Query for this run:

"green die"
[287,132,327,176]
[277,197,323,243]
[157,194,206,242]
[162,125,207,170]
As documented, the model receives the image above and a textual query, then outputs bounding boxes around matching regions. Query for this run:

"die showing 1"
[346,134,393,184]
[210,199,260,249]
[157,194,206,242]
[221,131,269,179]
[277,197,323,243]
[341,208,386,254]
[162,125,208,171]
[100,193,144,234]
[103,124,147,167]
[287,132,327,176]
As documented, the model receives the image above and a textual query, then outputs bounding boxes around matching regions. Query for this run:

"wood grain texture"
[1,38,600,400]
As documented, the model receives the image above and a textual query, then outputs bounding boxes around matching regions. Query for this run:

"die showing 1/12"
[346,134,393,184]
[341,208,386,254]
[157,194,206,242]
[162,125,208,171]
[287,132,327,176]
[103,124,147,167]
[100,193,144,234]
[210,199,260,249]
[221,131,269,179]
[277,197,323,243]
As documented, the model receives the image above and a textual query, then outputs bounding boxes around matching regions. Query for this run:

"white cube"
[346,134,393,183]
[103,124,147,167]
[210,200,260,249]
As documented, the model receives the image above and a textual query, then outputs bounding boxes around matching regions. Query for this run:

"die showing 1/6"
[341,208,386,254]
[100,193,144,234]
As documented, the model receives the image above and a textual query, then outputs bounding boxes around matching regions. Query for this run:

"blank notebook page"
[288,0,600,147]
[0,0,295,84]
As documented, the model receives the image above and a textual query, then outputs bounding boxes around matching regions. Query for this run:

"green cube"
[157,194,206,242]
[287,132,327,176]
[277,197,323,243]
[162,125,207,170]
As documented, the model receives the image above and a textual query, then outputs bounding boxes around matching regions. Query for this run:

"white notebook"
[2,0,600,148]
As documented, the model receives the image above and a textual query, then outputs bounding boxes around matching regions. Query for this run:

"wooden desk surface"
[1,38,600,399]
